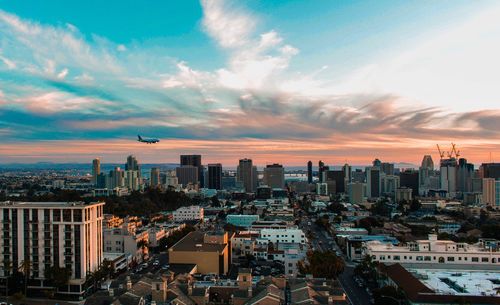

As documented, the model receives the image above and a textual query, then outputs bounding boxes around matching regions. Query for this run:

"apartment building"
[103,227,149,263]
[0,201,104,299]
[365,234,500,265]
[172,205,204,222]
[260,228,306,245]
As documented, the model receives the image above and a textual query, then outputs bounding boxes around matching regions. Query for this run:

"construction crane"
[451,143,460,159]
[436,144,445,160]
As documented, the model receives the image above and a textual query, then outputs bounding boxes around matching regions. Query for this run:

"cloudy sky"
[0,0,499,166]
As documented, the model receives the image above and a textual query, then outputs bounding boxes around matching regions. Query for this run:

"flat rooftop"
[0,201,104,207]
[410,268,500,297]
[170,231,226,252]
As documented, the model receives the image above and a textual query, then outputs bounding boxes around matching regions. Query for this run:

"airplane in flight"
[137,135,160,144]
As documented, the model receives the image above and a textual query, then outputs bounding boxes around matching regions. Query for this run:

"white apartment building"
[172,205,204,222]
[103,227,149,262]
[0,201,104,299]
[260,228,306,245]
[365,234,500,266]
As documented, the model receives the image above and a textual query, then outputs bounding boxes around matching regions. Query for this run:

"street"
[299,218,372,305]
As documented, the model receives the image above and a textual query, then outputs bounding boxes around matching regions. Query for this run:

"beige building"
[483,178,496,206]
[169,231,231,274]
[0,201,104,299]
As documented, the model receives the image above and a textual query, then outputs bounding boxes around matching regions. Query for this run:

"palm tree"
[18,259,32,296]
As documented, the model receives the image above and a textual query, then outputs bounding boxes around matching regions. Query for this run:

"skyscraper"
[109,167,125,188]
[176,166,199,187]
[180,155,204,187]
[125,155,140,172]
[479,163,500,179]
[323,170,345,193]
[440,158,457,198]
[318,160,325,183]
[381,162,394,175]
[92,158,100,186]
[366,166,381,198]
[399,169,419,197]
[307,161,313,184]
[457,158,474,193]
[263,163,285,189]
[237,158,255,193]
[208,163,223,190]
[421,155,434,170]
[150,167,160,188]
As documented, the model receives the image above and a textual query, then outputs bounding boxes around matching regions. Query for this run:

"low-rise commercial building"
[365,234,500,266]
[168,231,231,274]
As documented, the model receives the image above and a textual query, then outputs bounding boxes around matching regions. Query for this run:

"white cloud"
[330,4,500,112]
[200,0,255,48]
[117,44,127,52]
[57,68,69,79]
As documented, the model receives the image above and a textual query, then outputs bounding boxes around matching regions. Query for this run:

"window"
[53,210,61,222]
[447,257,455,262]
[416,256,423,261]
[481,257,489,262]
[472,257,479,262]
[394,255,400,261]
[424,256,431,261]
[63,210,72,222]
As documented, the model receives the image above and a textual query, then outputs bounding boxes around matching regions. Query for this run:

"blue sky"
[0,0,499,164]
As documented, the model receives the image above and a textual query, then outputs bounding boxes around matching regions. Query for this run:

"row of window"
[375,254,497,263]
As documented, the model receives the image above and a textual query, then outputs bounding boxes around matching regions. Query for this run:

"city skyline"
[0,1,499,164]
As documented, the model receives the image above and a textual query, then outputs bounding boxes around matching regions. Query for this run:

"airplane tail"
[137,135,142,141]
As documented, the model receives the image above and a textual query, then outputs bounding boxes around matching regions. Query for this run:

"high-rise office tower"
[237,159,255,193]
[324,170,346,193]
[479,163,500,179]
[125,170,140,191]
[373,158,382,167]
[0,201,104,298]
[342,163,352,192]
[421,155,434,170]
[440,158,457,198]
[208,163,223,190]
[124,155,141,190]
[419,155,436,196]
[307,161,313,184]
[457,158,474,193]
[150,167,160,188]
[381,162,395,176]
[381,175,400,196]
[366,166,381,198]
[399,169,419,197]
[263,163,285,189]
[318,160,325,183]
[108,167,125,188]
[125,155,140,172]
[176,166,199,187]
[180,155,204,187]
[92,158,100,186]
[482,178,496,207]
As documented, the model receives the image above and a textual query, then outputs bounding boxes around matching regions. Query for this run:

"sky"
[0,0,499,166]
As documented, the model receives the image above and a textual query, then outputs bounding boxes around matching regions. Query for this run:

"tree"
[18,260,32,296]
[354,255,378,283]
[44,265,71,289]
[409,199,421,212]
[299,250,345,278]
